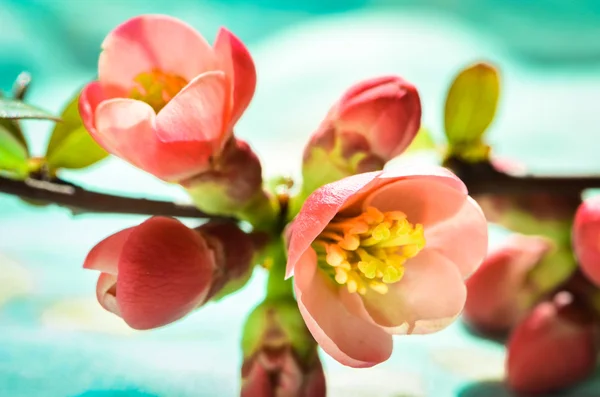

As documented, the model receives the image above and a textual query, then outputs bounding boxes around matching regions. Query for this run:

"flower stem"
[265,240,294,301]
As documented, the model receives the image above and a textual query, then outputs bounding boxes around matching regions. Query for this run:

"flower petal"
[425,196,488,277]
[79,81,125,134]
[214,27,256,127]
[573,196,600,287]
[94,97,156,167]
[294,249,392,367]
[156,71,231,146]
[83,227,133,275]
[96,272,120,317]
[98,15,216,90]
[286,171,382,278]
[117,217,215,330]
[362,173,468,228]
[362,249,466,333]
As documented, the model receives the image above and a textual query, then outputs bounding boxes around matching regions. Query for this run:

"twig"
[0,174,222,219]
[445,158,600,196]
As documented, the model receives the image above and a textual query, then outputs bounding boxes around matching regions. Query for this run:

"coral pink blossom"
[84,217,215,330]
[79,15,256,182]
[306,76,421,164]
[464,234,552,333]
[573,196,600,286]
[286,166,488,367]
[506,292,599,394]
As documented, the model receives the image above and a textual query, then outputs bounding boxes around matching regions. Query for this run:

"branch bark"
[0,174,220,219]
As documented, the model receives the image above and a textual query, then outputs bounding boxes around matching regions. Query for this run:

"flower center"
[129,69,188,113]
[314,206,425,295]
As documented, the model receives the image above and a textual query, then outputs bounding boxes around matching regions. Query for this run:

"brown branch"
[0,174,224,219]
[444,158,600,196]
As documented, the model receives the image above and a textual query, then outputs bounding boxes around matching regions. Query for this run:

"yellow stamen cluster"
[314,206,425,295]
[130,69,188,113]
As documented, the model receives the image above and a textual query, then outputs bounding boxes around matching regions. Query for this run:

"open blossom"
[573,196,600,286]
[286,166,488,367]
[506,292,599,394]
[463,234,552,333]
[79,14,256,182]
[300,76,421,193]
[84,217,256,330]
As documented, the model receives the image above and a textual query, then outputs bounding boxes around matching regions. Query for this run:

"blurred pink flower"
[506,292,599,394]
[573,196,600,286]
[84,217,255,329]
[286,166,488,367]
[79,14,256,182]
[464,234,552,333]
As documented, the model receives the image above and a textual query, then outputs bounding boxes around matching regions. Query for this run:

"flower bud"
[241,299,325,397]
[506,292,600,394]
[183,138,275,228]
[464,234,552,334]
[84,217,257,329]
[573,196,600,287]
[300,76,421,196]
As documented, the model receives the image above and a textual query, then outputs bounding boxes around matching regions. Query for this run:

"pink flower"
[286,166,488,367]
[84,217,256,329]
[463,234,552,333]
[303,76,421,175]
[79,15,256,182]
[573,196,600,286]
[506,292,599,394]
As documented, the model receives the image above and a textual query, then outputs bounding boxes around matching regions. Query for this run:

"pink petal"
[362,249,466,334]
[156,71,231,147]
[98,15,216,90]
[79,81,125,134]
[117,217,215,330]
[94,97,157,168]
[294,249,392,367]
[363,174,468,228]
[286,171,382,277]
[573,196,600,287]
[96,272,120,317]
[83,227,133,275]
[214,27,257,127]
[425,196,488,277]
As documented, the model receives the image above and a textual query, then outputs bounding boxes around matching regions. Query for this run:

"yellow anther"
[339,234,360,251]
[369,281,389,295]
[130,69,187,113]
[325,244,346,267]
[382,266,404,284]
[315,207,425,295]
[358,261,377,279]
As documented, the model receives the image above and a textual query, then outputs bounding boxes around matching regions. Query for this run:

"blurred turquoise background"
[2,1,600,396]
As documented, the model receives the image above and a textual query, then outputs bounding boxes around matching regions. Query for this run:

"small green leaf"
[444,62,500,145]
[45,92,108,171]
[406,127,437,152]
[0,118,27,151]
[0,124,28,178]
[0,98,60,121]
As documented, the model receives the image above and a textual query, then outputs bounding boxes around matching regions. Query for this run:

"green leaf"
[406,127,437,152]
[444,62,500,145]
[45,92,108,171]
[0,98,59,121]
[0,124,28,178]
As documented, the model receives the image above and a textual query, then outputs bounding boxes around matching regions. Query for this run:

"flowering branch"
[445,158,600,195]
[0,174,224,219]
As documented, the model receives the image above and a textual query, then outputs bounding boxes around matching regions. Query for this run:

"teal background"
[2,1,600,396]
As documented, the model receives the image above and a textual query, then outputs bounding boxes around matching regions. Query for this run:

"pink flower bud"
[574,196,600,287]
[241,301,325,397]
[464,234,552,333]
[506,292,600,394]
[84,217,256,329]
[79,15,256,183]
[300,76,421,195]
